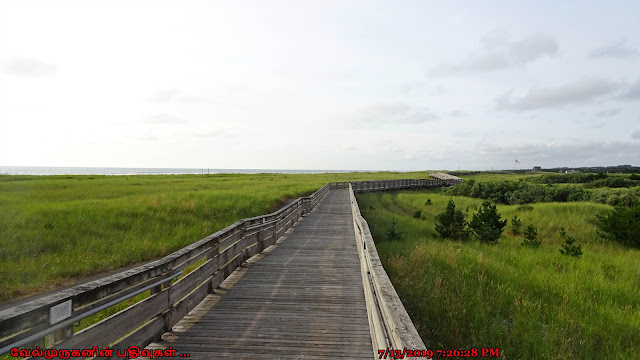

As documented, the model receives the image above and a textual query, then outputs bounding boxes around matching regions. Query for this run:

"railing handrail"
[348,184,426,354]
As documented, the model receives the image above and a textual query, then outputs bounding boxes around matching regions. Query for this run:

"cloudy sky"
[1,0,639,171]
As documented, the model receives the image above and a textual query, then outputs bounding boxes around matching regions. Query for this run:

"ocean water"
[0,166,367,176]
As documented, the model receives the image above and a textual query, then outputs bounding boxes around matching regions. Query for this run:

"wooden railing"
[349,176,461,192]
[0,184,330,358]
[349,184,426,355]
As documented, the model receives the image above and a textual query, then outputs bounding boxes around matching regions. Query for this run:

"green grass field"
[357,189,640,359]
[0,171,431,303]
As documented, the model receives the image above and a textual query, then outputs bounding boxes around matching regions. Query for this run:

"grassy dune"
[0,171,429,302]
[357,190,640,359]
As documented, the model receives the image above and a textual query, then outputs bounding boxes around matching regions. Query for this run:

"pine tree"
[385,217,403,241]
[522,224,540,248]
[511,215,522,235]
[559,227,582,256]
[469,201,507,243]
[435,199,469,240]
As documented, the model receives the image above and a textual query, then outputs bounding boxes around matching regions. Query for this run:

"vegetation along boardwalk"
[150,189,372,358]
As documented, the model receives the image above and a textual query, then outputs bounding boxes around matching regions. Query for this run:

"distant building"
[565,169,581,174]
[533,166,541,172]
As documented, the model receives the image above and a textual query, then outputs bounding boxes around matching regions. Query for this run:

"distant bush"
[529,173,606,184]
[597,205,640,249]
[592,188,640,207]
[425,199,432,205]
[469,201,507,244]
[530,173,638,188]
[435,199,469,240]
[587,177,635,188]
[413,210,422,219]
[522,224,540,248]
[442,178,639,207]
[511,215,522,235]
[559,227,582,257]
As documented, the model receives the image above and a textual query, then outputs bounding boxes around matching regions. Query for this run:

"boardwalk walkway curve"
[0,175,461,359]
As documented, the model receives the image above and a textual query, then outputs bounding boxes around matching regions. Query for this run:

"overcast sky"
[1,0,639,171]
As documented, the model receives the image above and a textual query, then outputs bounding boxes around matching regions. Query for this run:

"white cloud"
[632,130,640,140]
[620,79,640,100]
[401,83,446,96]
[357,103,439,125]
[509,34,559,63]
[430,32,558,76]
[191,130,226,138]
[497,78,621,110]
[449,110,469,117]
[595,108,621,118]
[146,89,207,104]
[147,89,181,103]
[142,113,186,124]
[2,58,56,77]
[589,40,638,58]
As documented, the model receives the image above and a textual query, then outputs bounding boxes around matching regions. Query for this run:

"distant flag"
[515,159,521,164]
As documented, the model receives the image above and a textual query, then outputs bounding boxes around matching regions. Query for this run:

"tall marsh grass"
[358,190,640,359]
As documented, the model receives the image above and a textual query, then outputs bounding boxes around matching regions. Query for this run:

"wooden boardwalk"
[151,189,373,359]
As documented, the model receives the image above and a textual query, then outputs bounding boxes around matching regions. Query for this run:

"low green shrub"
[597,205,640,249]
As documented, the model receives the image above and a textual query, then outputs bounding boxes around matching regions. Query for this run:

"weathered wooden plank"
[245,242,260,258]
[108,315,165,359]
[217,227,244,252]
[71,271,175,318]
[209,270,225,291]
[168,278,211,329]
[0,322,48,349]
[169,258,220,304]
[217,237,248,266]
[220,255,242,280]
[55,289,169,350]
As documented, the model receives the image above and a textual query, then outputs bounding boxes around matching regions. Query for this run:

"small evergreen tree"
[522,224,540,248]
[511,215,522,235]
[469,201,507,243]
[385,217,403,241]
[559,227,582,256]
[425,199,432,206]
[413,210,422,219]
[435,199,469,240]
